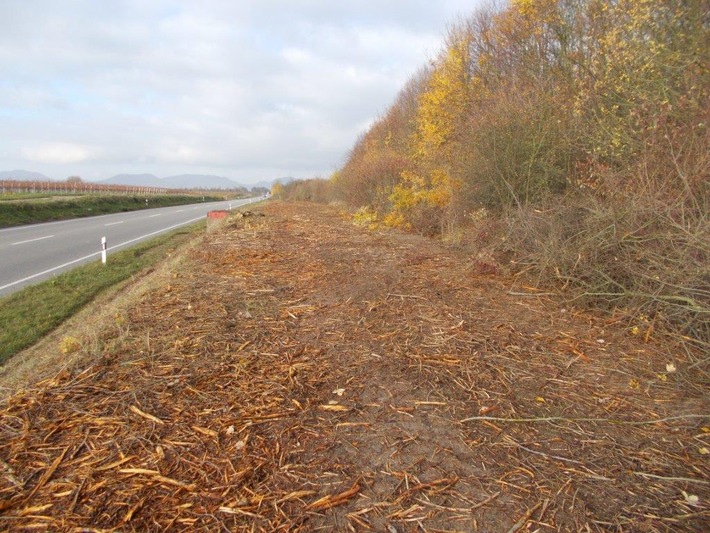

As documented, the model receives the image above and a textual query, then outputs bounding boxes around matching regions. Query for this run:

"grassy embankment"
[0,221,205,365]
[0,192,81,202]
[0,194,223,228]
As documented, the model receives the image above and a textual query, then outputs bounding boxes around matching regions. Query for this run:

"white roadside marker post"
[101,236,107,265]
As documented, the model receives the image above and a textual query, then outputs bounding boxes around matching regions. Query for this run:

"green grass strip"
[0,192,78,201]
[0,194,224,228]
[0,221,204,365]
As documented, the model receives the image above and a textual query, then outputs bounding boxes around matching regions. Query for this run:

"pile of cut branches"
[1,202,708,531]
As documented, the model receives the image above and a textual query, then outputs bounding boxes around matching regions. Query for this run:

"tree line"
[279,0,710,345]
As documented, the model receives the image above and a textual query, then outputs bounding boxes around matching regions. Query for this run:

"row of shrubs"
[276,0,709,347]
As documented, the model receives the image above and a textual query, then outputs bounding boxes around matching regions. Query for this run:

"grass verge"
[0,220,206,365]
[0,194,224,228]
[0,192,80,202]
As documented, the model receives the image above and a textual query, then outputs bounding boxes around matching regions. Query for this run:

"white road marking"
[0,251,101,292]
[149,214,161,218]
[11,235,54,246]
[105,221,124,226]
[0,215,205,293]
[105,215,204,253]
[175,209,184,212]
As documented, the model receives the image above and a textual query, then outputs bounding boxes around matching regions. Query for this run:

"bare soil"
[1,201,708,532]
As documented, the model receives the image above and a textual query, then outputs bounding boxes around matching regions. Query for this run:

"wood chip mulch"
[1,201,708,532]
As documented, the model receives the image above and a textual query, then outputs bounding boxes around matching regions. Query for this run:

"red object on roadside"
[207,210,229,219]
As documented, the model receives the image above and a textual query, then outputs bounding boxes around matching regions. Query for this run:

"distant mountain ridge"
[98,173,242,190]
[251,177,295,189]
[100,174,295,190]
[102,174,163,187]
[0,169,53,181]
[164,174,243,189]
[0,169,294,190]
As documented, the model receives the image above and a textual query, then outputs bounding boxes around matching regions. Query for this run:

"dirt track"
[1,202,708,532]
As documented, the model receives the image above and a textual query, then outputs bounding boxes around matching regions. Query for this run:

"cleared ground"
[0,202,707,531]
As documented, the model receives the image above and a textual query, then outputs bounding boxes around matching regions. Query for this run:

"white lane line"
[106,215,204,253]
[175,209,184,213]
[149,214,161,218]
[105,221,124,227]
[0,200,236,235]
[0,215,205,293]
[11,235,54,246]
[0,250,102,292]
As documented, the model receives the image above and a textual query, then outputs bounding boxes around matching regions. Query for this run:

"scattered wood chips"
[1,202,708,531]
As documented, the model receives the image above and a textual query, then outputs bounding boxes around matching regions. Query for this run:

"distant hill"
[100,174,163,187]
[162,174,244,190]
[251,177,295,189]
[1,170,300,191]
[100,173,247,190]
[0,170,53,181]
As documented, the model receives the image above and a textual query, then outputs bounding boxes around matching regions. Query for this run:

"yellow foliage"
[383,210,410,229]
[511,0,559,23]
[576,0,706,162]
[385,168,458,229]
[415,40,472,160]
[270,182,284,198]
[60,336,81,355]
[512,0,536,17]
[383,28,472,232]
[352,206,379,229]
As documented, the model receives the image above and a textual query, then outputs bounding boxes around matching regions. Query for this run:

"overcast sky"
[0,1,483,184]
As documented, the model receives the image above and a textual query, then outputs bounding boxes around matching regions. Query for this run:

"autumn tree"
[328,0,709,343]
[270,182,284,199]
[332,68,428,215]
[577,0,710,201]
[385,24,474,234]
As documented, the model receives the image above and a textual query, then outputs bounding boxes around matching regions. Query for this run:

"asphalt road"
[0,198,256,298]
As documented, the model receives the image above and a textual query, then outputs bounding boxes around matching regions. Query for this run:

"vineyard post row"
[0,180,180,196]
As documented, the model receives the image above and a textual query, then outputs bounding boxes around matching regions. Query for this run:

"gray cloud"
[0,0,482,183]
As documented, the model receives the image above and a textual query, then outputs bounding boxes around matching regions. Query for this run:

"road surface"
[0,198,256,298]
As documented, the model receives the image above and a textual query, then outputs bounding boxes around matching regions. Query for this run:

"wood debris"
[1,202,708,531]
